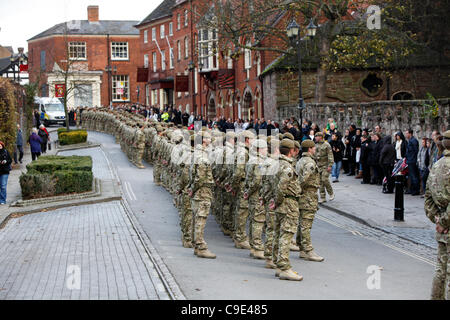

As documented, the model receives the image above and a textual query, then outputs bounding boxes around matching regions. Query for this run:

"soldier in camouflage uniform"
[425,130,450,300]
[244,139,268,260]
[188,131,216,259]
[269,139,303,281]
[152,125,164,186]
[296,139,324,262]
[221,131,237,236]
[261,138,280,269]
[315,132,335,203]
[230,130,255,249]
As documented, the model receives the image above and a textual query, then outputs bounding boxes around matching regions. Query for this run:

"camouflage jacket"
[425,149,450,242]
[260,154,280,204]
[189,144,214,200]
[274,155,302,208]
[245,153,266,197]
[315,141,334,169]
[231,143,249,191]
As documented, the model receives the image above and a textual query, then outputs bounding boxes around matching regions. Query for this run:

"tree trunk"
[314,34,331,103]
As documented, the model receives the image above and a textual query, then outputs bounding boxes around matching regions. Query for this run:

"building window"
[144,30,148,43]
[177,40,181,61]
[169,22,173,36]
[184,10,188,27]
[111,42,129,60]
[144,54,149,68]
[40,50,46,71]
[392,91,414,100]
[360,73,384,97]
[170,48,174,69]
[184,37,189,59]
[161,50,166,71]
[152,52,157,72]
[198,29,219,71]
[152,27,156,41]
[68,42,86,60]
[244,41,252,69]
[177,14,181,30]
[112,75,129,101]
[160,25,165,39]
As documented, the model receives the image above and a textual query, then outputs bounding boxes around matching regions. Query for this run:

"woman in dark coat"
[29,128,43,161]
[38,125,50,154]
[379,135,396,193]
[0,141,13,205]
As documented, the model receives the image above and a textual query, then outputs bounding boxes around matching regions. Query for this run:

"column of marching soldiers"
[82,107,337,281]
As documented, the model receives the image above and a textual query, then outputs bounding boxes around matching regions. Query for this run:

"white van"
[34,97,66,126]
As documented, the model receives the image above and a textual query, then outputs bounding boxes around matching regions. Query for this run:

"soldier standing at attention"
[270,139,303,281]
[296,139,324,262]
[315,132,335,203]
[188,131,216,259]
[425,130,449,300]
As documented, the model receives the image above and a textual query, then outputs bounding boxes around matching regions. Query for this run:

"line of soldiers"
[81,108,337,281]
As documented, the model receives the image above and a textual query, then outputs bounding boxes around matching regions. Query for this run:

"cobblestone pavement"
[0,201,170,300]
[318,208,437,264]
[59,147,113,180]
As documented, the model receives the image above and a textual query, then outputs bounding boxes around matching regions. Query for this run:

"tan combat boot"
[265,259,276,269]
[279,269,303,281]
[250,249,265,260]
[319,198,326,204]
[275,268,282,278]
[196,249,217,259]
[290,243,300,252]
[300,250,324,262]
[221,227,231,236]
[182,240,193,249]
[329,193,335,201]
[234,239,251,250]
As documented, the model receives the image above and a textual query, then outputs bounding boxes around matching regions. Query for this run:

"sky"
[0,0,161,52]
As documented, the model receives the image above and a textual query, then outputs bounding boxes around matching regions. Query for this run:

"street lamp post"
[287,18,317,132]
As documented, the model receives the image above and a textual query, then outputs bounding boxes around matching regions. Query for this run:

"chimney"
[87,5,99,22]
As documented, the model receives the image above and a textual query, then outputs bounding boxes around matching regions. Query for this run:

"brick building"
[136,0,266,120]
[28,6,140,109]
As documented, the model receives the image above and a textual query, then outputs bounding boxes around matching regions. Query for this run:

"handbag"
[48,142,52,151]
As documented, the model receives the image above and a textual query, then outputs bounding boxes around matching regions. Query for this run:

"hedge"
[0,78,17,155]
[20,155,93,200]
[59,130,88,145]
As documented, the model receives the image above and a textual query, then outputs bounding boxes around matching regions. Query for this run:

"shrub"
[59,130,88,145]
[20,155,93,199]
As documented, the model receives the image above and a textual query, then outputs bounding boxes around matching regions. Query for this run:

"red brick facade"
[28,7,140,108]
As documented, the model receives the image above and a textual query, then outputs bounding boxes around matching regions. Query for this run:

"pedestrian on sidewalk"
[379,135,396,193]
[405,129,420,196]
[330,132,344,182]
[0,141,12,205]
[352,128,362,178]
[34,109,41,129]
[342,129,351,174]
[38,125,50,154]
[359,134,371,184]
[29,128,43,161]
[395,131,407,162]
[368,133,383,185]
[418,137,430,195]
[14,124,24,164]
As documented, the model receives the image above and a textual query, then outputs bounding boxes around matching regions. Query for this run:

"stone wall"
[278,99,450,138]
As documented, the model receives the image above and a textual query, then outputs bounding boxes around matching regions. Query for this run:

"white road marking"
[126,181,138,201]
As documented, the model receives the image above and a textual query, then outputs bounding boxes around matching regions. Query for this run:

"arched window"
[392,91,414,100]
[360,73,384,97]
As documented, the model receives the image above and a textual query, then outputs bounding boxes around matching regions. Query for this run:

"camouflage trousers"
[192,198,212,251]
[153,164,162,184]
[296,209,316,253]
[431,236,449,300]
[273,199,300,271]
[249,194,266,251]
[212,185,223,223]
[181,193,194,243]
[221,190,235,232]
[319,168,334,199]
[264,206,275,260]
[234,188,249,243]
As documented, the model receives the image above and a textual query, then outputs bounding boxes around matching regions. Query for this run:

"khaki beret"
[278,134,284,141]
[280,139,295,149]
[242,130,256,139]
[283,133,295,141]
[257,134,267,141]
[294,141,300,149]
[202,131,212,139]
[315,132,324,138]
[252,139,268,149]
[156,126,164,133]
[302,140,316,148]
[172,135,183,144]
[226,131,237,139]
[269,139,280,150]
[443,130,450,139]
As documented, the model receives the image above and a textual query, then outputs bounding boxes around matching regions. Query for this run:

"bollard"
[394,174,404,221]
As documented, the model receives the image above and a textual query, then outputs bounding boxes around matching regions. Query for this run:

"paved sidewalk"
[0,201,170,300]
[321,173,436,249]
